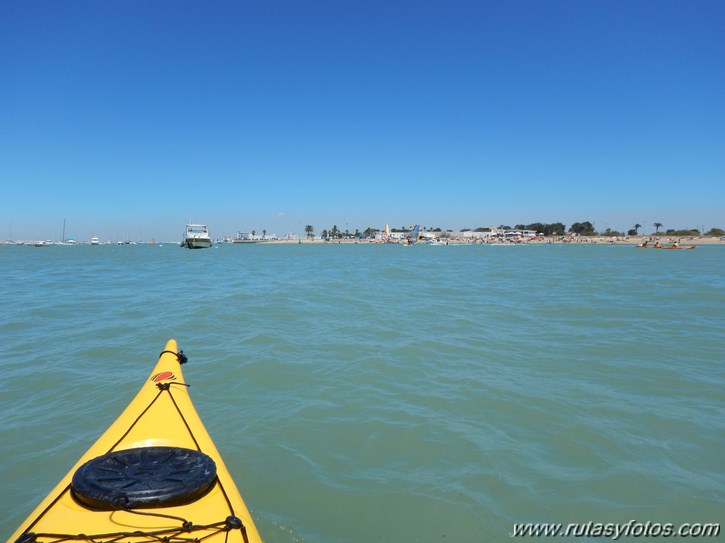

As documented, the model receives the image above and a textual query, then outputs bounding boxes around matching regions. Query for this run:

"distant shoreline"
[236,235,723,246]
[3,235,722,247]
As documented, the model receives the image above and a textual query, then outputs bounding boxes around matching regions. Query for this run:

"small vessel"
[182,223,213,249]
[637,243,696,250]
[9,340,263,543]
[90,236,99,245]
[404,225,420,245]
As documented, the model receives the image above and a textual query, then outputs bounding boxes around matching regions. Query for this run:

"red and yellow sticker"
[151,371,176,383]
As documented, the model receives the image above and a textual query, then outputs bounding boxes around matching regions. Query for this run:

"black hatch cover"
[71,446,217,509]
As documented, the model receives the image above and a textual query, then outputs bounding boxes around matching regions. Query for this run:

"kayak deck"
[9,340,263,543]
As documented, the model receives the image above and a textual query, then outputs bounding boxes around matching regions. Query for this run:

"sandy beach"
[524,235,722,246]
[249,235,724,246]
[5,234,721,247]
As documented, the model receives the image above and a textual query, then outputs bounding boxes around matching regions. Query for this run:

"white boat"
[90,236,99,245]
[426,238,449,245]
[182,223,213,249]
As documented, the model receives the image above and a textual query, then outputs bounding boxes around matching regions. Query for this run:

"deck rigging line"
[15,351,249,543]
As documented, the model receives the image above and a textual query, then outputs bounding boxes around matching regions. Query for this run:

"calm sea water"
[1,243,723,542]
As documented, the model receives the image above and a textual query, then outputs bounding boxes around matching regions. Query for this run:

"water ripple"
[1,244,723,542]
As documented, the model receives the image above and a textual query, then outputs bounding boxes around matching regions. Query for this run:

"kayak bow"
[9,339,263,543]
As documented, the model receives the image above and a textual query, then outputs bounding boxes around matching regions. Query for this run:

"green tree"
[549,223,566,236]
[633,223,642,234]
[570,221,596,236]
[516,222,566,236]
[305,225,314,238]
[654,222,663,233]
[665,228,699,236]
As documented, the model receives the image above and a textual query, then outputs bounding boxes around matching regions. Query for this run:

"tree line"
[303,222,724,239]
[458,221,722,237]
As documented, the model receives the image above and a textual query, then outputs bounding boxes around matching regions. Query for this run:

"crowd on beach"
[5,230,723,247]
[272,234,721,246]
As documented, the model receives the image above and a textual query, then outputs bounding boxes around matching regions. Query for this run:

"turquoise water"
[1,243,723,542]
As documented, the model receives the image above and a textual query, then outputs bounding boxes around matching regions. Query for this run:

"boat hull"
[9,340,263,543]
[183,238,213,249]
[637,245,696,250]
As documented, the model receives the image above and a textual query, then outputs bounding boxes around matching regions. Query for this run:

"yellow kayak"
[9,339,263,543]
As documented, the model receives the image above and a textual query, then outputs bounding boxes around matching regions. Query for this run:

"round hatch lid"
[71,446,217,509]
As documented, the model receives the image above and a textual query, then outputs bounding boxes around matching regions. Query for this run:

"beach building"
[460,227,500,239]
[460,228,538,240]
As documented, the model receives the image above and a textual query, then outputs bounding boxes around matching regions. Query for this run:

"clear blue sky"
[2,0,723,241]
